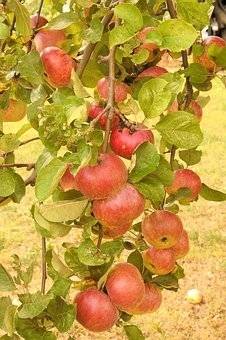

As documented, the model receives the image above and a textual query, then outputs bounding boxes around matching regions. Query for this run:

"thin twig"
[27,0,45,52]
[1,15,16,52]
[19,137,40,147]
[41,237,47,294]
[170,145,176,170]
[0,163,35,170]
[97,225,103,249]
[77,11,114,78]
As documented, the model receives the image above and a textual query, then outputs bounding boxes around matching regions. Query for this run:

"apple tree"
[0,0,226,339]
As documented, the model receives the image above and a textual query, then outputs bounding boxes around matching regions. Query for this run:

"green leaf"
[152,156,173,186]
[166,188,192,205]
[156,111,203,149]
[35,158,67,202]
[86,17,104,43]
[151,274,179,291]
[101,239,124,258]
[124,325,145,340]
[0,23,10,40]
[48,277,72,298]
[138,78,172,118]
[0,169,16,197]
[179,149,202,166]
[129,142,160,183]
[0,134,20,153]
[17,52,44,87]
[38,199,88,223]
[177,0,212,30]
[2,305,17,336]
[16,318,56,340]
[64,247,89,277]
[47,12,79,30]
[127,250,143,274]
[200,184,226,201]
[18,292,53,319]
[11,173,26,203]
[71,70,89,98]
[47,297,75,332]
[0,265,16,292]
[77,239,110,266]
[0,297,11,329]
[134,176,165,204]
[109,4,143,47]
[184,63,208,85]
[33,204,71,238]
[148,19,198,52]
[8,0,32,39]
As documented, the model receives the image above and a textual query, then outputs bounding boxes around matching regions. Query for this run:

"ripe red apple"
[34,29,66,53]
[110,126,154,159]
[75,153,128,200]
[137,27,158,53]
[166,169,202,202]
[137,66,167,79]
[97,77,129,103]
[171,229,189,259]
[168,100,203,121]
[92,183,145,226]
[60,167,77,192]
[142,210,183,249]
[41,47,75,87]
[143,247,176,275]
[103,222,131,239]
[87,103,120,129]
[194,36,226,72]
[125,283,162,315]
[30,14,48,29]
[75,288,119,332]
[0,99,27,122]
[106,263,145,311]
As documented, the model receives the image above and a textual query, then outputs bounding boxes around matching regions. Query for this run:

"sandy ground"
[0,78,226,339]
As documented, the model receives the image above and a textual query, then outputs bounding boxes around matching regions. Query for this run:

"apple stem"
[41,237,47,294]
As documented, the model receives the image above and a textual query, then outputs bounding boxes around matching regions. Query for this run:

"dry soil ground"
[0,78,226,340]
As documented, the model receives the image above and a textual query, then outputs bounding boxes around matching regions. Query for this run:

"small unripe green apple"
[0,99,27,122]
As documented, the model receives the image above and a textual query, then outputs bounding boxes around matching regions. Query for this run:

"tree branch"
[170,145,176,170]
[0,163,35,170]
[27,0,45,52]
[19,137,40,147]
[77,11,114,78]
[1,15,16,52]
[41,237,47,294]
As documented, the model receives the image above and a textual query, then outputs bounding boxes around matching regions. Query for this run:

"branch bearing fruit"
[106,263,145,311]
[97,77,130,103]
[92,183,145,226]
[193,36,226,72]
[0,99,27,122]
[166,169,202,202]
[60,167,77,192]
[171,229,189,259]
[124,283,162,315]
[34,29,66,53]
[30,14,48,29]
[143,247,176,275]
[87,103,119,129]
[75,288,119,332]
[110,126,154,159]
[75,153,128,200]
[40,47,75,87]
[142,210,183,249]
[137,66,167,79]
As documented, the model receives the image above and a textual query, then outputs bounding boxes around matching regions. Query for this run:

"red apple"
[171,229,189,259]
[0,99,27,122]
[87,103,120,129]
[60,167,77,192]
[106,263,145,311]
[166,169,202,202]
[34,29,66,53]
[142,210,183,249]
[75,153,128,200]
[137,66,168,79]
[41,47,75,87]
[110,126,154,159]
[103,222,131,239]
[168,100,203,121]
[125,283,162,314]
[194,36,226,72]
[30,14,48,29]
[92,183,145,226]
[75,288,119,332]
[97,77,129,103]
[143,247,176,275]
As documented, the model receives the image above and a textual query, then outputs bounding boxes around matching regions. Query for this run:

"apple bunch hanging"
[0,1,226,339]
